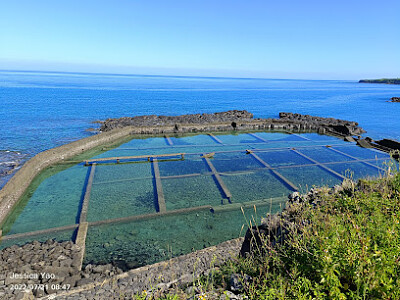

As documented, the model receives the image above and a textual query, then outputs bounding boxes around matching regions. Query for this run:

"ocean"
[1,70,400,187]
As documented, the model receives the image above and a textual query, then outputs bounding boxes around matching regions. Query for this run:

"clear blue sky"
[0,0,399,79]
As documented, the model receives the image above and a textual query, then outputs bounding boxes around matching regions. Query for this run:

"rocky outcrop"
[99,110,365,138]
[100,110,254,132]
[278,112,365,136]
[355,137,400,159]
[391,97,400,102]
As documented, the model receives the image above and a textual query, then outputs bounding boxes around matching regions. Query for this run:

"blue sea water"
[1,70,400,187]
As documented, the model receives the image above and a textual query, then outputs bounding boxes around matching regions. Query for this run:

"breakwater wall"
[0,110,365,227]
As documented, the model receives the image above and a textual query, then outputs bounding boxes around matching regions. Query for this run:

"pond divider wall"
[248,133,268,142]
[79,163,96,223]
[249,152,299,191]
[204,156,232,201]
[75,222,89,271]
[152,158,167,213]
[164,135,173,146]
[0,111,368,231]
[208,133,224,144]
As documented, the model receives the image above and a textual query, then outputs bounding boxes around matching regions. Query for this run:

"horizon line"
[0,68,357,82]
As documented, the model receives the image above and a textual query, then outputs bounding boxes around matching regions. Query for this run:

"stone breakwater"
[0,238,242,299]
[99,110,365,137]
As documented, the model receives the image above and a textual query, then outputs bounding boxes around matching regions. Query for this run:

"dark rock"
[374,139,400,151]
[97,110,366,142]
[391,97,400,102]
[230,273,252,293]
[100,110,254,132]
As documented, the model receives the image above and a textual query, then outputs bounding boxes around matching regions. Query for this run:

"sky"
[0,0,399,80]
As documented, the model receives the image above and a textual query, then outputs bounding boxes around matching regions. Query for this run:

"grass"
[133,163,400,299]
[214,168,400,299]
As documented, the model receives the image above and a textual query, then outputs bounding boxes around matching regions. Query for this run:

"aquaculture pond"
[0,131,394,268]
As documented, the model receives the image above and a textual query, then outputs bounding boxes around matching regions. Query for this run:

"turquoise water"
[221,170,291,201]
[163,175,224,210]
[211,152,263,172]
[84,203,278,268]
[5,165,86,234]
[89,178,157,222]
[255,150,311,167]
[158,157,210,176]
[0,229,76,250]
[0,132,393,264]
[278,165,342,193]
[1,70,400,188]
[295,147,356,163]
[327,162,384,181]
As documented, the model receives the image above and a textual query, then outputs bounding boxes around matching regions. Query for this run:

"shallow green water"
[163,175,224,209]
[1,131,391,267]
[213,133,259,144]
[296,147,356,163]
[278,165,342,193]
[211,152,262,172]
[256,150,311,167]
[5,165,86,234]
[221,170,291,202]
[89,178,157,222]
[158,156,209,176]
[0,229,76,250]
[84,203,279,269]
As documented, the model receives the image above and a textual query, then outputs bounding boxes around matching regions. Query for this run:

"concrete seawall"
[0,111,365,228]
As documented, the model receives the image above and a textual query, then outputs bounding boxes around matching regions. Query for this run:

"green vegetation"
[359,78,400,84]
[134,165,400,299]
[220,173,400,299]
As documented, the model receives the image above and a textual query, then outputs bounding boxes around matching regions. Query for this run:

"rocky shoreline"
[391,97,400,102]
[359,78,400,85]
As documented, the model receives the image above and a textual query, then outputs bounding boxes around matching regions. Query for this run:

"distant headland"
[359,78,400,85]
